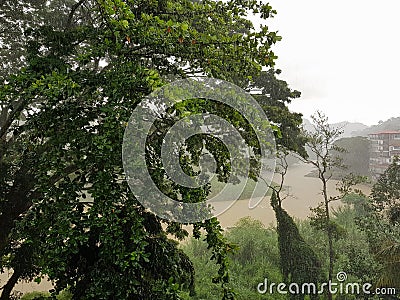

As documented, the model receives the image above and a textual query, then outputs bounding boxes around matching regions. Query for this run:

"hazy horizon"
[250,0,400,126]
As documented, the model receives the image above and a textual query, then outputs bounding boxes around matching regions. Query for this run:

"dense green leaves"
[0,0,306,299]
[356,159,400,289]
[371,156,400,224]
[271,192,322,300]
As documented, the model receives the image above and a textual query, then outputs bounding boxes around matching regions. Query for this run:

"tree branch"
[0,98,26,142]
[66,0,87,30]
[0,268,21,300]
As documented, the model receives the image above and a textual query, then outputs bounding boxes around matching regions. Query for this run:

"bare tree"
[298,111,346,300]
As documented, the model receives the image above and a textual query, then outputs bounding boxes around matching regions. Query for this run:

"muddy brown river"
[215,163,371,228]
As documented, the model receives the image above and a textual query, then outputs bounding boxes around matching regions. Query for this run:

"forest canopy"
[0,1,306,299]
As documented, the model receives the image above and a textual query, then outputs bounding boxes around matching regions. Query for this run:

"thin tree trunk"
[327,231,334,299]
[0,269,21,300]
[322,177,333,300]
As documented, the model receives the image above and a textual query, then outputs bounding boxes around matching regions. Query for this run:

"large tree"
[0,0,89,79]
[0,0,305,299]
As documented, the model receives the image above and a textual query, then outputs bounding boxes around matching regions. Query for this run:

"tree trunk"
[0,187,32,253]
[322,178,333,300]
[327,230,334,300]
[0,269,21,300]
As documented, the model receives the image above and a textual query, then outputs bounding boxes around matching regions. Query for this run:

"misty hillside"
[352,117,400,136]
[334,121,369,138]
[303,116,400,138]
[302,118,368,138]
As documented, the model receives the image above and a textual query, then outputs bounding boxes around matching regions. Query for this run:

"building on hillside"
[368,130,400,179]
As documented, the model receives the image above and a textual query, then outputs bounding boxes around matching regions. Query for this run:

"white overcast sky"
[252,0,400,126]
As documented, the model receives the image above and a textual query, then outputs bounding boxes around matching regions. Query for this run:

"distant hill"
[334,121,369,138]
[302,118,368,138]
[301,118,314,133]
[303,116,400,138]
[352,117,400,136]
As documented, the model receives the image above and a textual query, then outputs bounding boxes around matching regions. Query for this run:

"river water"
[215,162,371,228]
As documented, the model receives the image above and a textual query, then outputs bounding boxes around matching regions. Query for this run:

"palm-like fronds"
[376,240,400,288]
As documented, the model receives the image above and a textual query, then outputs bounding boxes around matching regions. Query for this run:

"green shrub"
[181,217,285,299]
[185,205,388,300]
[20,289,72,300]
[20,291,50,300]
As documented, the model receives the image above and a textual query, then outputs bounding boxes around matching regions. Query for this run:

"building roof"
[368,130,400,135]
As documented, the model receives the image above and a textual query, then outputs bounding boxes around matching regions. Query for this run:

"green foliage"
[342,193,370,216]
[180,237,222,299]
[226,217,279,267]
[0,0,82,79]
[371,156,400,225]
[20,289,72,300]
[250,69,307,157]
[20,292,50,300]
[0,0,306,299]
[181,217,285,300]
[309,204,346,241]
[356,158,400,290]
[183,209,387,300]
[332,205,380,284]
[298,206,382,294]
[271,192,322,300]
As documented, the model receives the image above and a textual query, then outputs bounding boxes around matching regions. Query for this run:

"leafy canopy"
[0,0,305,299]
